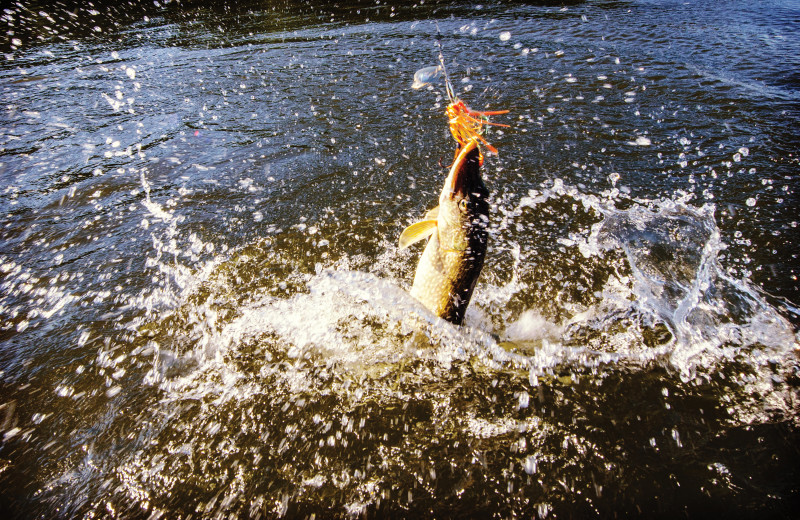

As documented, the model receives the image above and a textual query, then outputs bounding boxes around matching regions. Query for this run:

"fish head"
[437,139,490,253]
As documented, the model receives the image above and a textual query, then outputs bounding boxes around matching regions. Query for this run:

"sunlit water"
[1,1,799,517]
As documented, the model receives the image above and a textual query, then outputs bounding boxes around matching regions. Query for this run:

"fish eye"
[459,199,469,212]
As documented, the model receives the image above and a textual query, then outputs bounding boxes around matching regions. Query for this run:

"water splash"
[584,198,796,380]
[8,4,797,516]
[130,172,798,402]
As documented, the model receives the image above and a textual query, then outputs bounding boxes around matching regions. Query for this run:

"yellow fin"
[399,220,437,249]
[424,206,439,220]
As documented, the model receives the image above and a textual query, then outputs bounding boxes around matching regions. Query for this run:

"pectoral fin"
[399,220,437,249]
[424,206,439,220]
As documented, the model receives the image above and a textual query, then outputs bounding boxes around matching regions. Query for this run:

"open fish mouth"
[444,138,482,200]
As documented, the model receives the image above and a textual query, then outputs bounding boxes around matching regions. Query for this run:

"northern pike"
[399,139,489,324]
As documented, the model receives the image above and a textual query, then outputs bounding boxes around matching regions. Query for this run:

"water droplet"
[499,31,511,42]
[628,136,651,146]
[523,455,537,474]
[746,197,756,207]
[671,428,682,447]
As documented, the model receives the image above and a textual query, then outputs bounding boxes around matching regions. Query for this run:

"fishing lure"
[411,65,443,90]
[433,38,510,165]
[444,96,510,164]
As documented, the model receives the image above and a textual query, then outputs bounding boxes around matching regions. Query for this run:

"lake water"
[1,0,799,517]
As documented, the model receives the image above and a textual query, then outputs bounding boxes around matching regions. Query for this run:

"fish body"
[399,139,489,324]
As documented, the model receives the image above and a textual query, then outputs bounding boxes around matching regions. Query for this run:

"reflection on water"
[1,0,799,517]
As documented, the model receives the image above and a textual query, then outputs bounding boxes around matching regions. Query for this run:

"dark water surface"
[1,0,799,517]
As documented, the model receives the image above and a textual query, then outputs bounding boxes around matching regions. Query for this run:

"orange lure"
[437,48,510,165]
[445,98,509,164]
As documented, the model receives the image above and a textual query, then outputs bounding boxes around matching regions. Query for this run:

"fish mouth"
[443,138,483,199]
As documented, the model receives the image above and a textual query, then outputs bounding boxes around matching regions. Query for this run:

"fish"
[399,138,489,325]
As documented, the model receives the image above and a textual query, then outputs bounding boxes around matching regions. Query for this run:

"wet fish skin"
[400,139,489,325]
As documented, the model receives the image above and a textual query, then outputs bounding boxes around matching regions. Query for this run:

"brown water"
[1,1,799,517]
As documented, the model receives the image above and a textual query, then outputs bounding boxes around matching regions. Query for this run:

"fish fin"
[424,206,439,220]
[399,220,437,249]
